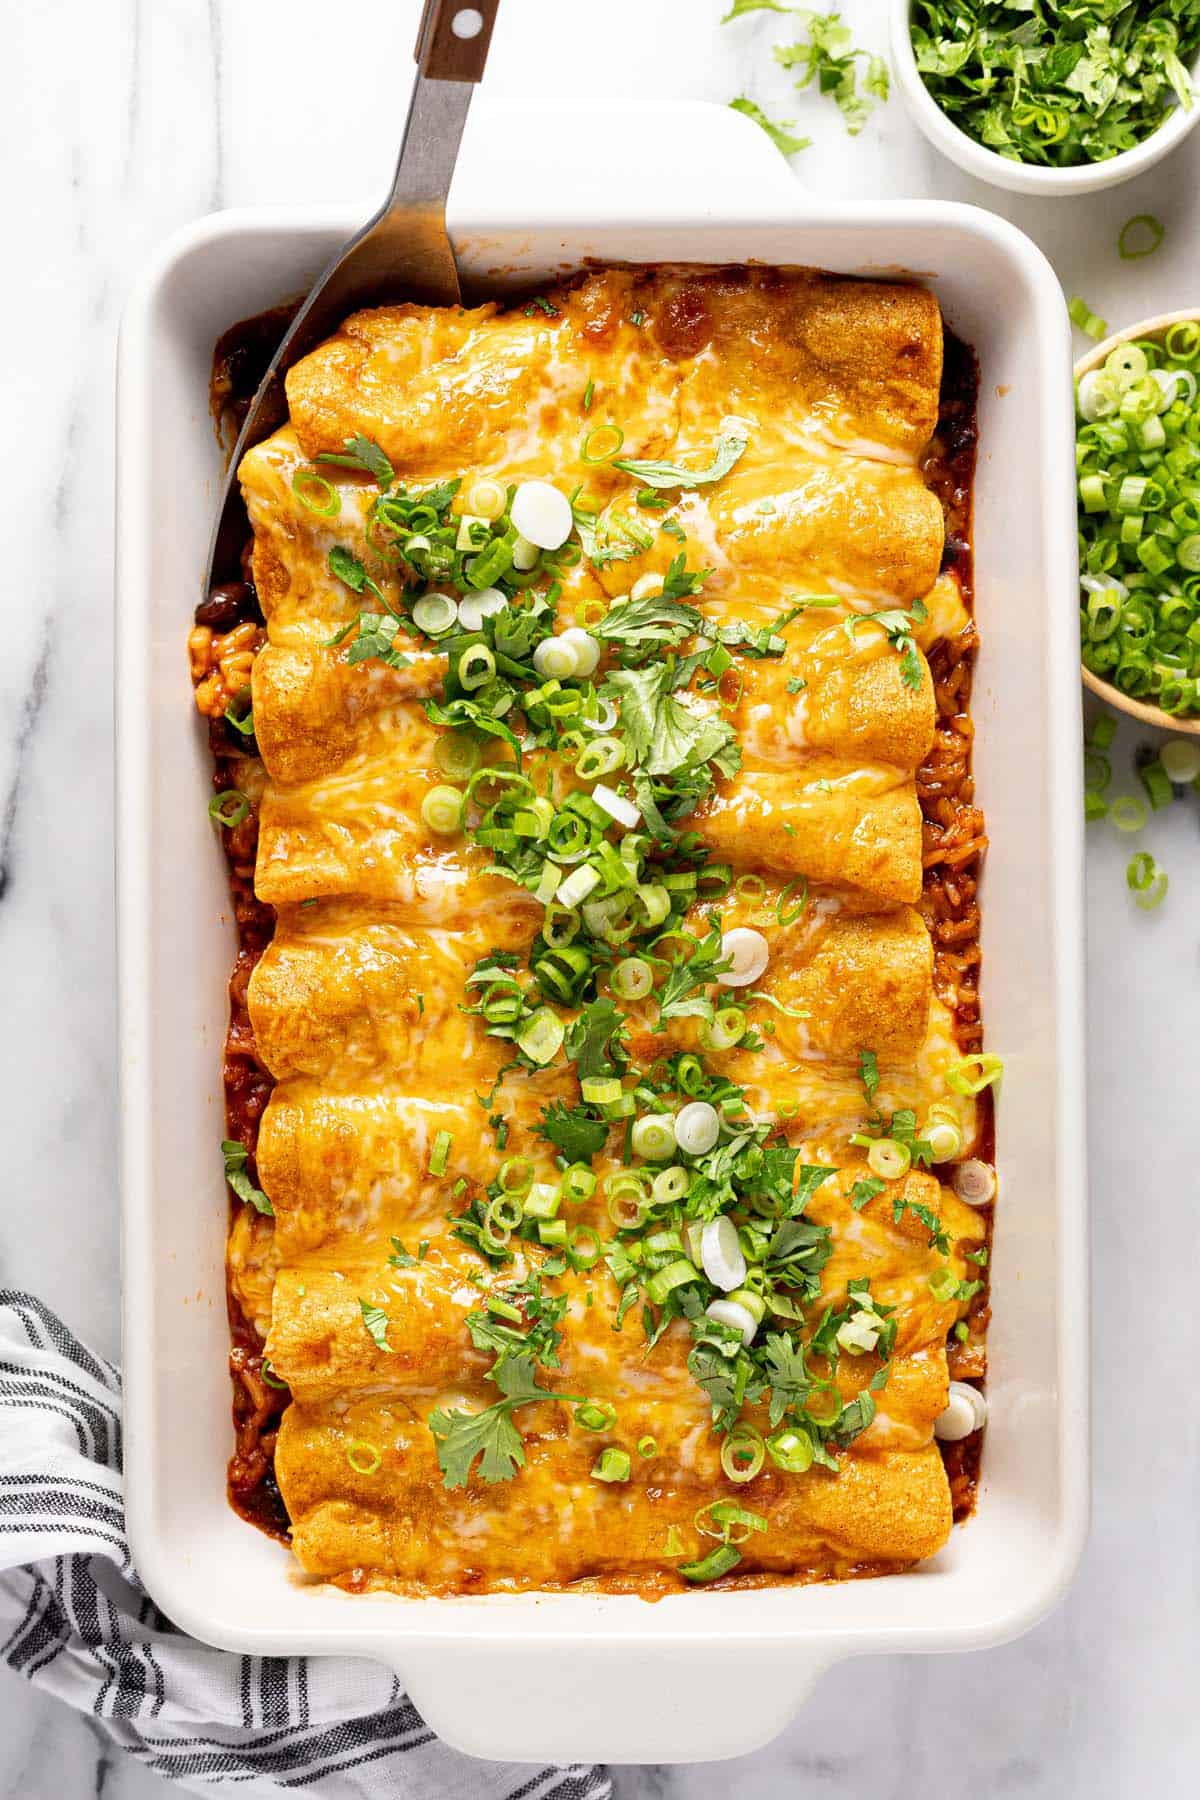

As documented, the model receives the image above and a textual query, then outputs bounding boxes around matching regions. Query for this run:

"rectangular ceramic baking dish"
[116,99,1088,1765]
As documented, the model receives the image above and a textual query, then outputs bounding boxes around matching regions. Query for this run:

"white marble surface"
[2,0,1198,1792]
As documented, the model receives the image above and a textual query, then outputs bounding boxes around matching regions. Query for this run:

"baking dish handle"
[392,1641,838,1763]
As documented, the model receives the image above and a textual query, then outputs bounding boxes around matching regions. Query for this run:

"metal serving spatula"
[203,0,501,588]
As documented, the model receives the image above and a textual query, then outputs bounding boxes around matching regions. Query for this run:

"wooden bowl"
[1076,308,1200,735]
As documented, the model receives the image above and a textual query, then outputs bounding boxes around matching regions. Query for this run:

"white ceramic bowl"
[890,0,1200,195]
[116,98,1088,1766]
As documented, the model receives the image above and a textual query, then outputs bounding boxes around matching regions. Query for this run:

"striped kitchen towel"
[0,1292,611,1799]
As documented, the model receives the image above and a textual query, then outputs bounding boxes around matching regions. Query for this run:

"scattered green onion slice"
[867,1137,911,1180]
[260,1360,289,1391]
[575,1400,618,1433]
[429,1130,452,1177]
[1126,850,1169,910]
[720,1423,765,1484]
[1110,795,1147,833]
[678,1544,741,1583]
[1160,737,1200,783]
[291,468,341,518]
[946,1053,1004,1097]
[1069,296,1108,342]
[345,1440,382,1475]
[1138,758,1173,811]
[208,789,249,828]
[766,1426,814,1474]
[412,592,459,636]
[1118,215,1165,261]
[580,423,625,464]
[434,732,482,785]
[515,1006,565,1067]
[637,1435,658,1460]
[421,784,464,835]
[612,957,653,1000]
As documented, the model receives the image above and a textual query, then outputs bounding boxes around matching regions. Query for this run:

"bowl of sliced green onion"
[893,0,1200,195]
[1076,312,1200,731]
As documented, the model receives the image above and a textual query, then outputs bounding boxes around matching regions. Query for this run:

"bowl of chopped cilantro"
[891,0,1200,193]
[1076,310,1200,730]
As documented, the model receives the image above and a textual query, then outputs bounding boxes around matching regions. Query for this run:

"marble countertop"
[2,0,1198,1793]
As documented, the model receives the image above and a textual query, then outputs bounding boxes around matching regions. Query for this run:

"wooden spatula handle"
[415,0,500,81]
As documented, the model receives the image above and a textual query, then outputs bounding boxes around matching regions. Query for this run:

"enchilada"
[195,265,995,1592]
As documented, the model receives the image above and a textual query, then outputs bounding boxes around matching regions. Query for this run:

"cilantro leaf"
[564,998,628,1082]
[387,1237,417,1268]
[315,433,395,488]
[858,1047,880,1103]
[892,1196,950,1254]
[596,593,703,657]
[613,433,749,491]
[606,663,738,777]
[359,1300,393,1353]
[327,544,387,603]
[728,96,812,156]
[326,610,412,670]
[537,1100,609,1163]
[850,1175,885,1211]
[842,601,927,691]
[428,1399,528,1487]
[221,1140,272,1216]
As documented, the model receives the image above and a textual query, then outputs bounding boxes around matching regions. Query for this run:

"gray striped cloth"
[0,1292,611,1798]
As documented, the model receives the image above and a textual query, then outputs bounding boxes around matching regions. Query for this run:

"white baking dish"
[116,100,1088,1765]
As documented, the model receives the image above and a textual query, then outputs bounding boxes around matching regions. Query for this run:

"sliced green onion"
[612,957,653,1000]
[946,1053,1004,1097]
[412,592,459,636]
[652,1165,690,1206]
[678,1544,742,1583]
[224,690,255,736]
[567,1224,603,1270]
[700,1006,747,1052]
[580,423,625,464]
[429,1130,452,1177]
[562,1163,597,1203]
[345,1440,382,1475]
[645,1259,700,1306]
[1160,737,1200,783]
[459,644,496,690]
[867,1137,910,1180]
[766,1426,814,1474]
[575,1400,618,1432]
[1069,296,1108,341]
[592,1447,632,1484]
[1118,215,1164,261]
[515,1006,565,1066]
[487,1192,524,1233]
[631,1113,676,1161]
[523,1180,561,1221]
[291,468,341,518]
[928,1267,961,1304]
[1110,794,1147,832]
[720,1423,765,1484]
[1126,850,1169,910]
[776,878,808,925]
[434,731,482,781]
[581,1076,622,1106]
[260,1359,289,1391]
[1084,791,1108,822]
[575,736,625,780]
[421,784,464,835]
[1138,758,1174,811]
[208,789,249,828]
[637,1435,658,1459]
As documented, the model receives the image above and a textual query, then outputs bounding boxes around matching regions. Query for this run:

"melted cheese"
[229,265,989,1598]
